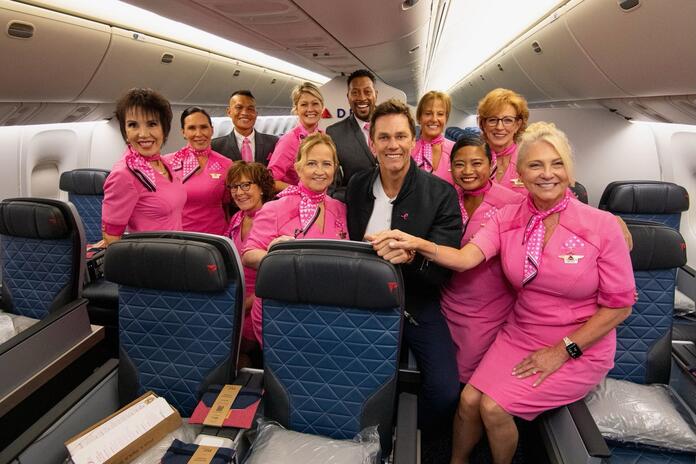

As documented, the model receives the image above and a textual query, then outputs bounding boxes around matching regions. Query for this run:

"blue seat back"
[444,126,481,142]
[0,198,85,319]
[599,181,689,230]
[104,232,244,415]
[255,240,404,456]
[610,220,686,384]
[59,169,110,244]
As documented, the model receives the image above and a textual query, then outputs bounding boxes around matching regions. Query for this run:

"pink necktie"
[241,137,253,162]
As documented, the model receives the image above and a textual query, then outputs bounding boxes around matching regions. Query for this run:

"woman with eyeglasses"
[224,161,276,367]
[267,82,325,192]
[242,133,348,345]
[477,88,530,192]
[164,107,232,235]
[411,91,455,184]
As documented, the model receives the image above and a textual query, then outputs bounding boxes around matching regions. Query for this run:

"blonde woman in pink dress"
[243,133,348,345]
[371,122,635,464]
[411,90,455,184]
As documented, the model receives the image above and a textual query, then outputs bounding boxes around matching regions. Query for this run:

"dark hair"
[347,69,376,88]
[229,90,255,100]
[451,135,492,163]
[180,106,212,129]
[369,99,416,140]
[115,88,173,143]
[225,161,275,214]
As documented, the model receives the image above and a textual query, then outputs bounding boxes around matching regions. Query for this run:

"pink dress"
[243,195,348,344]
[440,183,524,383]
[267,125,320,186]
[227,211,259,342]
[411,138,455,185]
[102,158,186,235]
[468,198,635,420]
[494,147,527,193]
[164,150,232,235]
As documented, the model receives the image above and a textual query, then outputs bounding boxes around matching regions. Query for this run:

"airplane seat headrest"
[105,235,235,292]
[626,220,687,271]
[0,199,71,239]
[59,169,110,195]
[256,240,403,310]
[600,181,689,213]
[570,181,589,204]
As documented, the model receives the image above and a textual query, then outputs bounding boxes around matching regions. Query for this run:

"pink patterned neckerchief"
[490,143,517,177]
[413,135,445,173]
[124,146,164,192]
[170,145,210,182]
[295,124,320,141]
[277,182,325,233]
[456,180,492,225]
[225,208,259,239]
[522,190,572,286]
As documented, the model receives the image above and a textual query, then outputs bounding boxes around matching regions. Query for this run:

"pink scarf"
[170,145,210,182]
[490,143,517,177]
[413,135,444,173]
[295,124,320,142]
[522,190,572,286]
[124,146,163,192]
[225,208,258,239]
[456,180,492,225]
[277,183,325,231]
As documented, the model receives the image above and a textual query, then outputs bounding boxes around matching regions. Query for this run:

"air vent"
[7,21,34,39]
[233,70,240,77]
[408,45,420,54]
[618,0,640,11]
[271,78,277,84]
[480,75,485,81]
[497,64,504,72]
[161,53,174,64]
[531,41,542,54]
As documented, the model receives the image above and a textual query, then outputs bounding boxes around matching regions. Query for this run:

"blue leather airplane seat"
[0,198,85,319]
[569,181,589,204]
[103,232,244,416]
[59,169,110,244]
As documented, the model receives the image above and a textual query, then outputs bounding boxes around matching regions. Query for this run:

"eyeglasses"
[227,181,255,192]
[484,116,519,128]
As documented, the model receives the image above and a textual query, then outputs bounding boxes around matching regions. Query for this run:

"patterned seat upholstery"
[0,198,85,319]
[255,240,405,458]
[599,181,689,230]
[59,169,110,244]
[104,232,244,416]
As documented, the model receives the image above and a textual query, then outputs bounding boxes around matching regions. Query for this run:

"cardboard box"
[65,391,182,464]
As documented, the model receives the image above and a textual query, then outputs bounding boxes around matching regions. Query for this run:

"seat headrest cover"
[605,182,689,214]
[0,200,70,239]
[570,181,589,204]
[59,169,110,195]
[255,242,403,309]
[104,238,229,292]
[627,221,687,270]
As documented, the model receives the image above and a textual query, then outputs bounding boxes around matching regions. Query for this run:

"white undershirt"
[233,128,256,156]
[364,175,395,238]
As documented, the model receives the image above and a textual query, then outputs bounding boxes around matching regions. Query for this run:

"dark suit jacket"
[211,130,278,166]
[326,116,377,199]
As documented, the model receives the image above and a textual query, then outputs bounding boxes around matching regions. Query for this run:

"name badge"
[511,178,524,187]
[210,173,221,179]
[559,254,584,264]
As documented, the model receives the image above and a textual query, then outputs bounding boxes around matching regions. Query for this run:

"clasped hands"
[366,229,420,264]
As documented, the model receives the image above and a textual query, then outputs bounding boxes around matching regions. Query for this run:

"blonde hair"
[517,122,575,186]
[416,91,451,121]
[294,132,338,173]
[291,82,324,114]
[477,88,529,142]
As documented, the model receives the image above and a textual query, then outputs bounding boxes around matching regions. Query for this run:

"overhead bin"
[485,53,550,103]
[567,0,696,97]
[0,1,110,102]
[184,55,261,106]
[77,27,210,104]
[251,70,293,108]
[266,75,299,108]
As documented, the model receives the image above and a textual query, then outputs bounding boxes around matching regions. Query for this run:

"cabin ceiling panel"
[485,55,550,103]
[184,55,261,106]
[567,0,696,97]
[0,2,111,102]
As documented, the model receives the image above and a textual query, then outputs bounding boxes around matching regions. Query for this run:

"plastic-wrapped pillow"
[675,289,695,315]
[244,420,381,464]
[585,378,696,452]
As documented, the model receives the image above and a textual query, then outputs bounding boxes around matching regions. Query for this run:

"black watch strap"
[563,336,582,359]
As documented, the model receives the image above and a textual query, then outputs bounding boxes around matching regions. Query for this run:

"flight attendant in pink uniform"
[267,82,325,191]
[102,88,186,245]
[371,122,635,464]
[440,136,524,384]
[243,133,348,345]
[478,88,530,193]
[165,107,232,235]
[411,91,455,184]
[224,161,276,367]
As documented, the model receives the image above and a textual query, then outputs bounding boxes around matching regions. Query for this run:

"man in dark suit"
[326,70,379,200]
[211,90,278,165]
